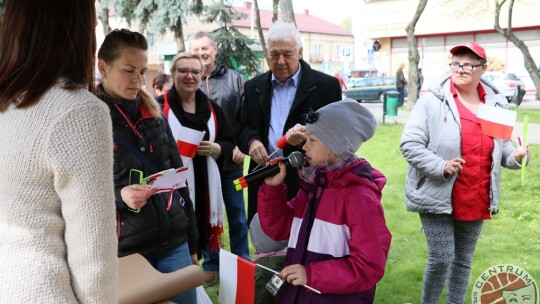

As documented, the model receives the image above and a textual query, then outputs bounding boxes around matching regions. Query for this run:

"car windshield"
[504,74,519,80]
[383,78,395,85]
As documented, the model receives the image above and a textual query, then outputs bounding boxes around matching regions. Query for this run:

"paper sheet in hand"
[144,167,188,193]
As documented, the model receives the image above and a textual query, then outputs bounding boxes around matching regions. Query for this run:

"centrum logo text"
[472,264,538,303]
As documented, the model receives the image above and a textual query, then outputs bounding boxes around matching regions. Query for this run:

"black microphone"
[233,151,304,191]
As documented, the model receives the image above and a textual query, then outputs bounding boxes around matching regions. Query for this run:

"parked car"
[482,71,526,101]
[345,77,397,103]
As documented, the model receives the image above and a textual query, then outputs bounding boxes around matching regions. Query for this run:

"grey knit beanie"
[305,99,377,161]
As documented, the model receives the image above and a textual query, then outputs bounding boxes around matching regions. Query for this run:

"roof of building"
[231,5,353,37]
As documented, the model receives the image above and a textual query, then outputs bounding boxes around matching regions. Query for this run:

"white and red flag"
[175,126,205,160]
[219,250,256,304]
[476,103,517,140]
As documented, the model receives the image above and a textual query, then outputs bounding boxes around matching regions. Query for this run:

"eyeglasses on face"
[449,62,484,73]
[177,68,202,77]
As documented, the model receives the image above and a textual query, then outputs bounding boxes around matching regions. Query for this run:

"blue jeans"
[203,169,250,271]
[145,243,197,304]
[398,87,405,106]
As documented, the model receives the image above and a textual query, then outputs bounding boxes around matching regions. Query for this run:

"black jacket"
[235,59,342,223]
[98,87,198,257]
[199,62,244,171]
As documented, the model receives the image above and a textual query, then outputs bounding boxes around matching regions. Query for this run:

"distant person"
[0,0,118,302]
[334,71,347,91]
[152,72,172,98]
[396,63,407,106]
[236,21,342,224]
[400,42,530,304]
[417,68,424,97]
[258,99,392,303]
[189,31,250,284]
[97,30,199,304]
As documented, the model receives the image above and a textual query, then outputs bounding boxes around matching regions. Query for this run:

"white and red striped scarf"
[164,96,224,250]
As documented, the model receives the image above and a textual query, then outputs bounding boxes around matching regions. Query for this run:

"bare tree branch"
[272,0,279,22]
[494,0,540,100]
[404,0,428,108]
[279,0,296,27]
[253,0,269,67]
[100,7,112,35]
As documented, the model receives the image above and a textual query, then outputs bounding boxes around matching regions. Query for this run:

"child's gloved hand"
[263,157,287,186]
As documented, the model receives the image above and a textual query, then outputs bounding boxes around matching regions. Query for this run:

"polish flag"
[176,126,205,158]
[476,103,517,140]
[219,250,256,304]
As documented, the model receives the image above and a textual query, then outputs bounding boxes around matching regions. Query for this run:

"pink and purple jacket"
[258,159,392,304]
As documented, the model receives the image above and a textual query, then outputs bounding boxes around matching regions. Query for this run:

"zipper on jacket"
[416,176,427,190]
[116,213,122,256]
[205,78,213,102]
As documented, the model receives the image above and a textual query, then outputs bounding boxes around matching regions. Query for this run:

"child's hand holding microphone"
[263,157,287,186]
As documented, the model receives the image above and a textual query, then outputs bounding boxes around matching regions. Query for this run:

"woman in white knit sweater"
[0,1,118,303]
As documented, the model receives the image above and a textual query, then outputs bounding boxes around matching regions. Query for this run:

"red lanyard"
[113,104,142,139]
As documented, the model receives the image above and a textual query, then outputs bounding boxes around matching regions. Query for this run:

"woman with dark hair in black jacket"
[97,29,199,304]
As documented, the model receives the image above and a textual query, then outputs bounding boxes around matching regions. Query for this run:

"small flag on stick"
[476,103,517,140]
[219,250,256,304]
[219,250,322,304]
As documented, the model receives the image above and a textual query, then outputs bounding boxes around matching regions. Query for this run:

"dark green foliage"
[0,0,5,19]
[101,0,192,51]
[202,2,260,77]
[192,0,203,15]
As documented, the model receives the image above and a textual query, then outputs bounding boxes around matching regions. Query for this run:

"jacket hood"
[323,159,386,198]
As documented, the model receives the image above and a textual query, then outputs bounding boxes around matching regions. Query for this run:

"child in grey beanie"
[257,98,391,303]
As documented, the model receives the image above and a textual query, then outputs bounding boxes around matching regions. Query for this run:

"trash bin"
[511,85,526,107]
[384,90,399,117]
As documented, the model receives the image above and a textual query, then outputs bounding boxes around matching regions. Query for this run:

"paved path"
[361,94,540,144]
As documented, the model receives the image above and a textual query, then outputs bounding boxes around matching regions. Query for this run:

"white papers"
[144,167,189,193]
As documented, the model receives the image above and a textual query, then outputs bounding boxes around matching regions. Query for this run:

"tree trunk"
[100,7,111,35]
[254,0,269,67]
[272,0,279,22]
[173,19,185,53]
[192,0,203,15]
[405,0,428,109]
[279,0,296,27]
[494,0,540,100]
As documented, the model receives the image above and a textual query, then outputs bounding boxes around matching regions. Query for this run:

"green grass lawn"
[515,108,540,124]
[204,123,540,303]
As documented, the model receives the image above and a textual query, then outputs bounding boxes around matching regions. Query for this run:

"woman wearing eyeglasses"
[400,42,530,303]
[158,52,234,284]
[97,29,199,304]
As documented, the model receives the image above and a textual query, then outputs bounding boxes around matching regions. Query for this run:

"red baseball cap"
[449,42,487,60]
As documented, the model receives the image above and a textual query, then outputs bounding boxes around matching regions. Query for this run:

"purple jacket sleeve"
[257,183,295,241]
